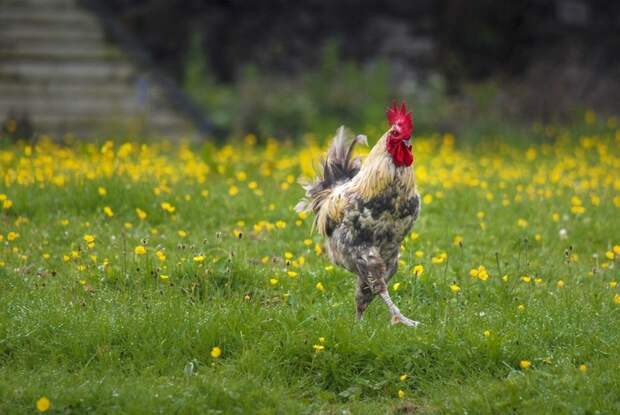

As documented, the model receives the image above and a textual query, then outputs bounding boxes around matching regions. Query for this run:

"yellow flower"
[316,282,325,292]
[287,271,298,278]
[178,230,188,238]
[156,250,166,262]
[412,264,424,277]
[449,284,461,294]
[571,205,585,215]
[613,245,620,255]
[103,206,114,217]
[314,244,322,256]
[36,396,50,412]
[501,274,509,282]
[392,282,400,291]
[432,252,447,264]
[160,274,169,281]
[398,389,405,399]
[610,281,617,289]
[228,185,239,196]
[284,252,294,260]
[517,218,528,228]
[452,235,463,246]
[275,220,286,229]
[210,346,222,358]
[579,364,588,373]
[399,374,408,381]
[2,199,13,209]
[519,360,531,370]
[303,239,313,246]
[83,234,95,243]
[98,186,107,196]
[410,232,419,241]
[270,278,279,286]
[483,330,491,337]
[470,265,489,281]
[193,255,205,263]
[557,280,565,288]
[134,245,146,255]
[614,294,620,305]
[521,275,531,283]
[161,202,176,213]
[313,344,324,352]
[422,194,433,204]
[136,208,147,220]
[415,250,424,258]
[517,304,525,312]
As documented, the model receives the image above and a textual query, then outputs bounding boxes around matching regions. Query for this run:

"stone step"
[0,81,150,99]
[0,34,110,51]
[3,0,79,8]
[5,110,192,128]
[0,25,104,42]
[0,95,175,117]
[0,47,123,61]
[0,60,134,81]
[26,114,194,139]
[0,7,100,27]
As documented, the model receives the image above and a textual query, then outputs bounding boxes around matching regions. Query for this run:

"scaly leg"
[378,290,419,327]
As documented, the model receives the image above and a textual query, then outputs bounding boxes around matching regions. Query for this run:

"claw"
[391,314,420,327]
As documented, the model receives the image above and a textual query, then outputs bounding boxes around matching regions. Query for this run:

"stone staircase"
[0,0,206,139]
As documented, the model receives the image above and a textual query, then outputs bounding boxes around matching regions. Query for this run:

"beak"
[403,138,411,147]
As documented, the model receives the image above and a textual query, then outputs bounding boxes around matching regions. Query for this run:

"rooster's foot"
[390,314,420,327]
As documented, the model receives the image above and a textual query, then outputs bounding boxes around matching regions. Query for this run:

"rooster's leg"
[355,279,374,320]
[378,290,419,327]
[356,248,419,327]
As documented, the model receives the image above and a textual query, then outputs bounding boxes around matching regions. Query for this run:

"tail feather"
[296,126,367,232]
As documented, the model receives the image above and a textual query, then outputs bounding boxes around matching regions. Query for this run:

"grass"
[0,121,619,414]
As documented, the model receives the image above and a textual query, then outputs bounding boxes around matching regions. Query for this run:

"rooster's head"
[386,101,414,167]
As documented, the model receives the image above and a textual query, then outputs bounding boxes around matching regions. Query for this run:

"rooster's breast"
[326,185,420,273]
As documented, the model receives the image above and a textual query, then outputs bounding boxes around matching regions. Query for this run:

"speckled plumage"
[297,123,421,326]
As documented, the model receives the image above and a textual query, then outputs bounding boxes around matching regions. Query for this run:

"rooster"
[296,102,420,327]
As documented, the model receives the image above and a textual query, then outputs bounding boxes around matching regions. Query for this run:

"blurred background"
[1,0,619,141]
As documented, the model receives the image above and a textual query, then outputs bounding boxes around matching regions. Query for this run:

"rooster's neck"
[350,133,416,200]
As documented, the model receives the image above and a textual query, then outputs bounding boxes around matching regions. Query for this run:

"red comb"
[386,101,413,132]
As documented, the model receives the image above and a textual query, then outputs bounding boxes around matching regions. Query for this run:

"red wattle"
[386,138,413,167]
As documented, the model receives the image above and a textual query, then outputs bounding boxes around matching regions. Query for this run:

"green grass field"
[1,124,619,414]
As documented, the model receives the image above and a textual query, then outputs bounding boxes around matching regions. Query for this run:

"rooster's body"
[297,103,420,326]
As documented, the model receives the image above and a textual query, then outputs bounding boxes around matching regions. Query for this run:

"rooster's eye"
[391,130,398,136]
